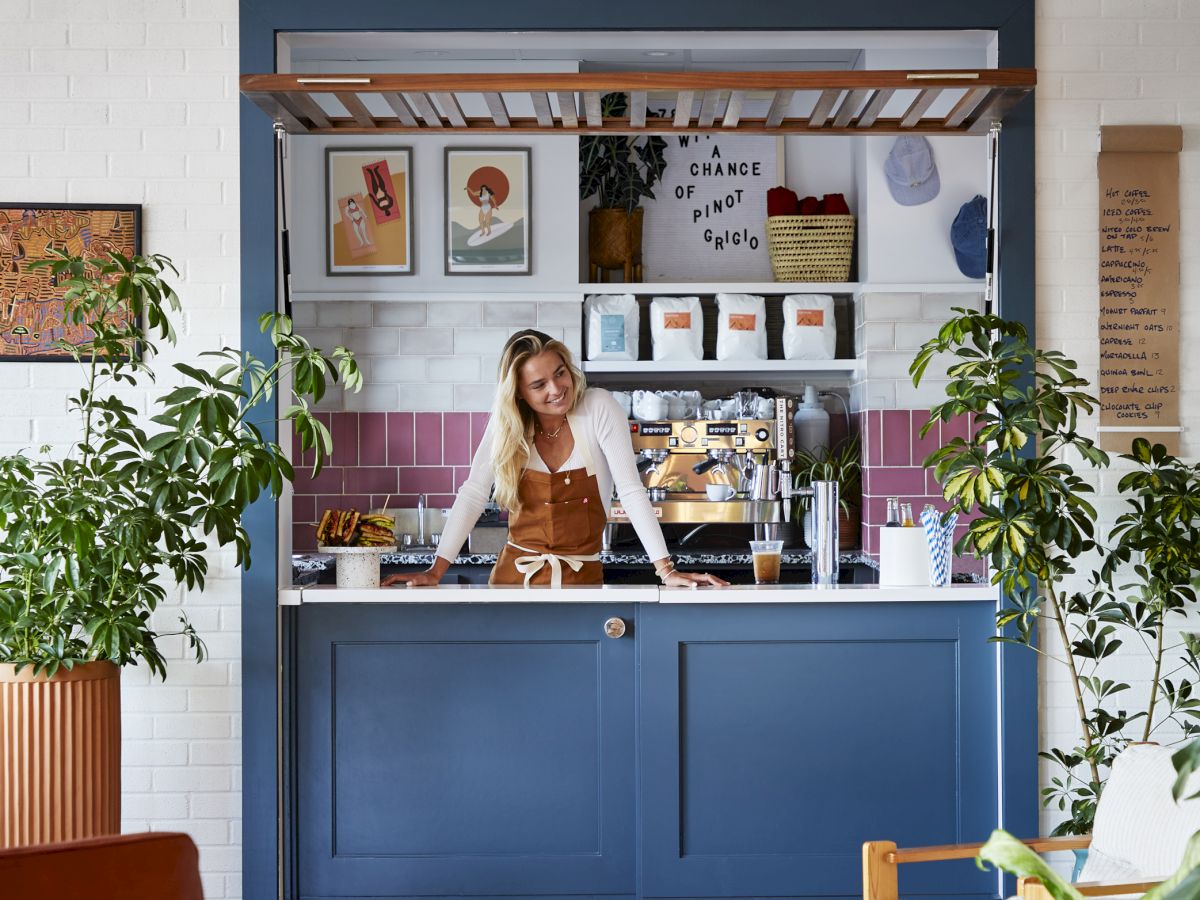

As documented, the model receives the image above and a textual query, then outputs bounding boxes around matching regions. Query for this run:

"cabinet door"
[638,602,1004,899]
[295,603,637,899]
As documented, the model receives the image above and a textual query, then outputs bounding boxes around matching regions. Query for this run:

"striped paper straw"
[921,505,956,587]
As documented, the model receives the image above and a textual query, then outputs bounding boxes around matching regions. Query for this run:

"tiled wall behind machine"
[293,290,984,568]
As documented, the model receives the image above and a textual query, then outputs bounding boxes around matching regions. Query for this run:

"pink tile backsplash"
[398,466,453,494]
[471,412,490,453]
[344,467,399,496]
[414,412,443,465]
[331,412,358,467]
[442,412,472,466]
[359,414,388,466]
[880,410,911,466]
[386,412,415,467]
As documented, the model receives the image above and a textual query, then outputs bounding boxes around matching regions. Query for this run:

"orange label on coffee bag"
[728,313,757,331]
[663,312,692,329]
[795,309,825,327]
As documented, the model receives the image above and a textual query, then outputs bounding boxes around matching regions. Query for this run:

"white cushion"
[1081,743,1200,882]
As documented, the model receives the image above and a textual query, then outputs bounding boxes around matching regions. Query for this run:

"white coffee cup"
[705,483,736,501]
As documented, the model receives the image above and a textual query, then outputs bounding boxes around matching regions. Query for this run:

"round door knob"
[604,617,627,639]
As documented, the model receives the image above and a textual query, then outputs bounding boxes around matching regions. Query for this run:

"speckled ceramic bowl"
[318,545,398,589]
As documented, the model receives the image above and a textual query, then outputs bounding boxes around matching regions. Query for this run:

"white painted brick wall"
[0,2,242,897]
[1037,0,1200,862]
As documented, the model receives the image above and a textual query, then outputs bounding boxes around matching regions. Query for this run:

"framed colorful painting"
[325,147,413,275]
[444,147,531,275]
[0,203,141,362]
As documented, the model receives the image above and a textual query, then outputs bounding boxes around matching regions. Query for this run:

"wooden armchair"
[864,743,1200,900]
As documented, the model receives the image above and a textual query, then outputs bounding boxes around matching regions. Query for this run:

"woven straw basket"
[765,214,855,282]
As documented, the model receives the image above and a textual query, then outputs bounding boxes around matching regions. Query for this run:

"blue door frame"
[240,4,1036,896]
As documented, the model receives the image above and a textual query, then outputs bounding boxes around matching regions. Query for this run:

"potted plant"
[579,92,668,282]
[0,251,359,847]
[792,435,861,551]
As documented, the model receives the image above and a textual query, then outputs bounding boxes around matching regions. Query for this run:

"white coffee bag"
[584,293,639,360]
[649,296,703,361]
[782,294,837,360]
[715,293,767,361]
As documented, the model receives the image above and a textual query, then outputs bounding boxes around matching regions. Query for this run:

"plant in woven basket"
[0,251,361,678]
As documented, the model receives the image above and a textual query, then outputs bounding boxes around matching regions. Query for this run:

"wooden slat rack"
[240,69,1035,136]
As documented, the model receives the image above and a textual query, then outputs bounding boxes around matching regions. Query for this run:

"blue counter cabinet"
[638,601,1003,900]
[293,602,638,900]
[287,599,1027,900]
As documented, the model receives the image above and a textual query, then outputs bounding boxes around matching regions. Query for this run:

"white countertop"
[281,583,996,605]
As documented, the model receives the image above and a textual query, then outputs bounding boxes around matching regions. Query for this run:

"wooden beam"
[241,69,1037,95]
[407,92,444,128]
[334,92,375,128]
[764,90,793,128]
[555,91,578,128]
[432,92,466,128]
[483,91,510,128]
[832,89,869,128]
[855,88,894,128]
[722,90,745,128]
[583,91,602,127]
[243,92,307,132]
[629,90,647,128]
[531,91,553,128]
[697,89,720,127]
[900,88,942,128]
[283,92,331,130]
[380,92,418,127]
[944,86,992,128]
[673,90,694,127]
[807,89,840,128]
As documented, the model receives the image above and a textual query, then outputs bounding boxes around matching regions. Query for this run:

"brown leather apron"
[490,435,607,587]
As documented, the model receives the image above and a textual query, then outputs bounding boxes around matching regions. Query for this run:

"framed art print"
[325,147,413,275]
[0,203,141,362]
[444,147,531,275]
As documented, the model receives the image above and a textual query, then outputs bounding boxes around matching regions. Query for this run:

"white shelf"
[579,282,858,295]
[582,358,858,375]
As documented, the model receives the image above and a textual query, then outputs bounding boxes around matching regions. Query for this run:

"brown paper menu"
[1097,125,1182,455]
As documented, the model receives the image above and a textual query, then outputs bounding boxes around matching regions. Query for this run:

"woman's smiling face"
[517,350,573,418]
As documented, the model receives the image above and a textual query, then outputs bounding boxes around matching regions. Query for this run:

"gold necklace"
[537,416,567,440]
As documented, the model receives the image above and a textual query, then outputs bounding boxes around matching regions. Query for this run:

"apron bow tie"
[508,542,600,589]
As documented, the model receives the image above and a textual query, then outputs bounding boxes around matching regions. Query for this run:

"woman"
[384,330,727,589]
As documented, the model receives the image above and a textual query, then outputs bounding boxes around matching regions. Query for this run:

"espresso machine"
[610,395,798,531]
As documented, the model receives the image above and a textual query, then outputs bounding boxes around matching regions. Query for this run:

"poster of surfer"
[444,147,530,275]
[325,147,412,275]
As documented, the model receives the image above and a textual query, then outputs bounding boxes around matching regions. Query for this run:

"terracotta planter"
[0,660,121,847]
[588,207,644,282]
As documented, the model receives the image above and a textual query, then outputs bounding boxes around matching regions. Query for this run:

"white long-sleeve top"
[435,387,670,565]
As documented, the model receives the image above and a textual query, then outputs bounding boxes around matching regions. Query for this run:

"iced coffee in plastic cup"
[749,540,784,584]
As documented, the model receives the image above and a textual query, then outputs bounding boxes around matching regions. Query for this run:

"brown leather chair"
[0,831,203,899]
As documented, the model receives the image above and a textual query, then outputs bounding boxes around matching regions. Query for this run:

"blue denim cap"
[951,194,988,279]
[883,135,940,206]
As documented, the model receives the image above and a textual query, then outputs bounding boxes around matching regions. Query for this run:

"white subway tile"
[426,302,480,326]
[537,301,582,326]
[454,383,499,411]
[860,293,920,322]
[453,326,521,354]
[427,355,481,383]
[30,47,107,73]
[370,357,426,383]
[375,302,428,326]
[482,301,538,325]
[397,327,453,355]
[340,328,399,355]
[395,384,454,412]
[317,302,371,327]
[0,22,67,48]
[343,384,400,413]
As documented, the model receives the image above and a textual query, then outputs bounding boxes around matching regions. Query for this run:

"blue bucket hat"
[884,136,940,206]
[951,194,988,279]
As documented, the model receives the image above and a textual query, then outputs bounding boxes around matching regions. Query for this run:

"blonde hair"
[491,330,587,513]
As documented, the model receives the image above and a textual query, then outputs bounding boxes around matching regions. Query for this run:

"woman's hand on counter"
[662,570,730,589]
[383,557,451,587]
[382,569,443,587]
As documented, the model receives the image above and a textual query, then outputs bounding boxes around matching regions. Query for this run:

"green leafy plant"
[0,251,360,677]
[911,307,1111,834]
[578,92,669,212]
[912,309,1200,837]
[977,828,1200,900]
[791,435,861,516]
[1036,442,1200,833]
